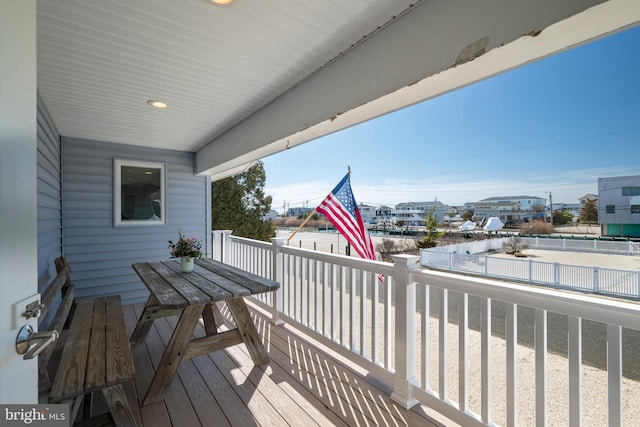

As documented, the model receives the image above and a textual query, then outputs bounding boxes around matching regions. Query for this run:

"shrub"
[376,238,415,262]
[520,220,554,235]
[503,236,528,255]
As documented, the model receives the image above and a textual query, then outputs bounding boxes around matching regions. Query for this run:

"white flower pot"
[181,256,194,273]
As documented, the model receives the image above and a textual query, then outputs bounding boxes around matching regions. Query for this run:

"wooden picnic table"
[130,258,280,406]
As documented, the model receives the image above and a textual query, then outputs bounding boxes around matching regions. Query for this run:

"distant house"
[472,201,523,225]
[551,203,581,222]
[579,193,598,206]
[480,195,546,211]
[375,206,395,225]
[474,195,547,223]
[287,206,314,217]
[395,200,450,224]
[598,176,640,237]
[263,210,279,221]
[358,203,376,224]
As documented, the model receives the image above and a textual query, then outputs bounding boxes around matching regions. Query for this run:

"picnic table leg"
[202,302,225,335]
[201,304,218,335]
[130,294,160,343]
[226,297,269,365]
[212,302,225,325]
[142,305,204,406]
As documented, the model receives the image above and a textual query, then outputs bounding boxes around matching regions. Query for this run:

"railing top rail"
[409,266,640,330]
[228,235,272,249]
[280,244,395,276]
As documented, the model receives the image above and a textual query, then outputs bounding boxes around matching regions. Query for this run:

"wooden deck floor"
[111,301,446,426]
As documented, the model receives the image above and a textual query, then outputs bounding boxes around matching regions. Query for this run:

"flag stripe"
[318,198,364,251]
[315,174,377,261]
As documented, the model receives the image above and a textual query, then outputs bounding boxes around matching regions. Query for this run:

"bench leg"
[142,304,204,406]
[60,396,83,425]
[226,297,269,365]
[102,383,139,427]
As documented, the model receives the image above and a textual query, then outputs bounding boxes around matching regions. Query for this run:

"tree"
[415,207,445,249]
[552,209,574,226]
[579,198,598,225]
[211,161,276,241]
[462,210,474,221]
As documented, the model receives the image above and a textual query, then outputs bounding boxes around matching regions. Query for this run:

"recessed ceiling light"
[147,100,168,109]
[209,0,233,5]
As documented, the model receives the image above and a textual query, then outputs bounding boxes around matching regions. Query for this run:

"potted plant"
[169,230,203,272]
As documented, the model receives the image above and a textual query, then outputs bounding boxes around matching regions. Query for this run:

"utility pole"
[548,192,553,225]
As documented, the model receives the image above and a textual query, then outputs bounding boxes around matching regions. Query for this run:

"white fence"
[525,236,639,255]
[420,239,640,299]
[212,231,640,426]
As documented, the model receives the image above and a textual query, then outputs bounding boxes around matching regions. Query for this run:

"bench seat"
[40,258,139,426]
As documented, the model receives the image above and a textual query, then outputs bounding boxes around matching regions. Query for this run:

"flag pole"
[286,209,317,244]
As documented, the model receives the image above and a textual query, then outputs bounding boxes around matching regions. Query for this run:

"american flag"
[316,172,377,261]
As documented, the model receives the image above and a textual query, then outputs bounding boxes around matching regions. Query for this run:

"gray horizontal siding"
[62,137,209,305]
[37,95,62,290]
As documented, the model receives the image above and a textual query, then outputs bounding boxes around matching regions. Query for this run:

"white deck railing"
[213,231,640,426]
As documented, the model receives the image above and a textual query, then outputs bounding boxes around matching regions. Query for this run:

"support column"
[390,255,419,409]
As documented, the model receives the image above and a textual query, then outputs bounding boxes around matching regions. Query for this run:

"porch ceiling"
[37,0,417,151]
[36,0,640,179]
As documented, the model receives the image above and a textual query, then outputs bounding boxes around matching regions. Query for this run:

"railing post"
[484,255,488,276]
[390,255,419,409]
[529,258,533,283]
[553,262,559,287]
[448,252,453,271]
[270,237,286,326]
[593,267,599,294]
[212,230,233,262]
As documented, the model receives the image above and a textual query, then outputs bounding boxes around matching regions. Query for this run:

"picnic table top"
[132,259,279,309]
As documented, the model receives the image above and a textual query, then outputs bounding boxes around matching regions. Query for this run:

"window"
[631,205,640,214]
[114,159,166,226]
[622,186,640,196]
[606,205,615,214]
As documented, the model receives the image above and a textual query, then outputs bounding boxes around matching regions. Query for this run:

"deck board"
[121,301,441,427]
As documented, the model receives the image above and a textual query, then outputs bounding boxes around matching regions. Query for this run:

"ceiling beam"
[197,0,639,178]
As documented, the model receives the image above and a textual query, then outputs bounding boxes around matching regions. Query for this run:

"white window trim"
[114,159,167,227]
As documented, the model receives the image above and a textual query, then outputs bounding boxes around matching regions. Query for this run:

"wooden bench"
[39,257,139,426]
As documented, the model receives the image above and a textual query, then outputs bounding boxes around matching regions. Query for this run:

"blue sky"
[262,25,640,213]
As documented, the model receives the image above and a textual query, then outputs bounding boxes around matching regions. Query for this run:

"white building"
[358,203,377,224]
[472,201,523,225]
[395,201,450,225]
[598,176,640,237]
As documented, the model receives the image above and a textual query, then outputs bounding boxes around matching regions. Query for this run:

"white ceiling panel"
[37,0,418,151]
